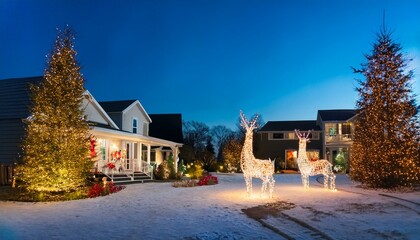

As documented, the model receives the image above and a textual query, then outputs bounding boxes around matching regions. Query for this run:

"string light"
[351,29,420,188]
[240,111,275,197]
[17,26,91,193]
[295,130,336,190]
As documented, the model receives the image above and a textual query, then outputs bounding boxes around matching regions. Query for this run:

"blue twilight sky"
[1,0,419,129]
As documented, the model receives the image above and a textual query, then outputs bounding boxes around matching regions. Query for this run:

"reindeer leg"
[301,174,308,189]
[330,174,336,191]
[269,176,275,198]
[261,177,267,194]
[244,174,251,196]
[324,174,328,189]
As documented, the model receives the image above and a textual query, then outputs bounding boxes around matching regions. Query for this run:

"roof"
[0,76,43,119]
[259,120,321,132]
[98,100,137,112]
[149,114,183,143]
[317,109,356,121]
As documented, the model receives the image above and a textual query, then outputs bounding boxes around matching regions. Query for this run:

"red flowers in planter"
[198,174,218,186]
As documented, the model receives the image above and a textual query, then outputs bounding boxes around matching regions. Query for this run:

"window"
[132,118,138,134]
[285,150,298,169]
[270,132,299,140]
[311,132,320,140]
[272,133,284,139]
[325,123,337,136]
[342,123,352,135]
[307,150,320,161]
[286,132,296,140]
[143,122,148,136]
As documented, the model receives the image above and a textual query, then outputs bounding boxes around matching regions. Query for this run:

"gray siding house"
[255,110,355,172]
[0,77,42,165]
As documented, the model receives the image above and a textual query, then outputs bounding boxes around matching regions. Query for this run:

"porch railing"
[325,134,353,143]
[102,164,134,182]
[141,160,153,179]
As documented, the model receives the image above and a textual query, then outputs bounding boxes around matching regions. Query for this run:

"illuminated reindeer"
[240,111,275,197]
[294,129,336,190]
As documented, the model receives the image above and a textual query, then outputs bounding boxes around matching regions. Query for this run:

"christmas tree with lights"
[351,28,420,188]
[18,26,92,193]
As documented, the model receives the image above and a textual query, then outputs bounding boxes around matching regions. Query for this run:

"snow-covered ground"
[0,174,419,240]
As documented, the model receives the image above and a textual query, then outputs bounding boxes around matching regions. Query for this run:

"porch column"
[171,146,180,172]
[147,144,151,165]
[138,142,143,171]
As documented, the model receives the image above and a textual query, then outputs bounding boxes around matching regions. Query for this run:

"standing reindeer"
[240,111,275,197]
[295,129,336,190]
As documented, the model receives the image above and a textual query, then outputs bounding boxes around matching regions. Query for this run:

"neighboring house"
[255,120,322,170]
[317,109,356,172]
[0,77,41,166]
[148,113,184,164]
[255,110,355,172]
[0,77,183,183]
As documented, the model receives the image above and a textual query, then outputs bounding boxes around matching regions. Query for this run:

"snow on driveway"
[0,174,419,240]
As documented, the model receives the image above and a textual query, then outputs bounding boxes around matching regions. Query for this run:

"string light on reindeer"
[240,111,275,198]
[295,129,336,191]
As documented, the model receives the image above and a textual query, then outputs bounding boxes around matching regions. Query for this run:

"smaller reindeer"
[295,129,336,190]
[240,111,275,197]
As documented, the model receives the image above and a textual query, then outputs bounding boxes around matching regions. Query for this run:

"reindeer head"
[240,110,259,135]
[295,129,311,145]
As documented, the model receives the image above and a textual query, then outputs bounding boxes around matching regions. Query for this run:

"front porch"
[90,126,182,183]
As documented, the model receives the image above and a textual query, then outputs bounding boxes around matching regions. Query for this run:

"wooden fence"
[0,164,14,186]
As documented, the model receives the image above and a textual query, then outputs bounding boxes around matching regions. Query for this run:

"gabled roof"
[98,100,137,112]
[259,120,321,132]
[84,90,119,129]
[99,100,152,123]
[149,114,183,143]
[317,109,356,122]
[0,76,43,119]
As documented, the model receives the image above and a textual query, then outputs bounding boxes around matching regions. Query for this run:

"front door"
[124,142,140,171]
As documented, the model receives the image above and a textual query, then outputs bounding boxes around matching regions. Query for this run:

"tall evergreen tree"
[351,28,420,188]
[18,26,91,193]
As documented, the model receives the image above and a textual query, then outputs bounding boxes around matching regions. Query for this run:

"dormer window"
[132,118,138,134]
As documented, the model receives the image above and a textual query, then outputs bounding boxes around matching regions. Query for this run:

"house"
[0,76,183,184]
[148,113,184,163]
[255,120,322,170]
[254,110,355,172]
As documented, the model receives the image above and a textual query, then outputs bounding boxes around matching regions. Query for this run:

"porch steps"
[107,172,153,185]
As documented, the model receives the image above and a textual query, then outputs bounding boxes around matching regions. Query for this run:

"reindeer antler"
[295,129,311,140]
[240,110,259,130]
[239,110,248,129]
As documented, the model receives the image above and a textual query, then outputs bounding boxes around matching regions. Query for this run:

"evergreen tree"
[351,28,420,188]
[222,137,242,173]
[18,26,91,193]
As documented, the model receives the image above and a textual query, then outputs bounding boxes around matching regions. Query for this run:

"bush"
[186,162,204,179]
[198,174,218,186]
[87,182,125,198]
[172,179,199,188]
[154,160,171,180]
[154,159,182,180]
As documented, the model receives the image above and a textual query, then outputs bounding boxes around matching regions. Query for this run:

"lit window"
[287,132,296,139]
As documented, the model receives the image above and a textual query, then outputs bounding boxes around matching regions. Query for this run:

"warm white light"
[240,111,275,198]
[295,130,336,190]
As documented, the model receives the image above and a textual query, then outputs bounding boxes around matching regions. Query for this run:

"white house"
[0,77,183,184]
